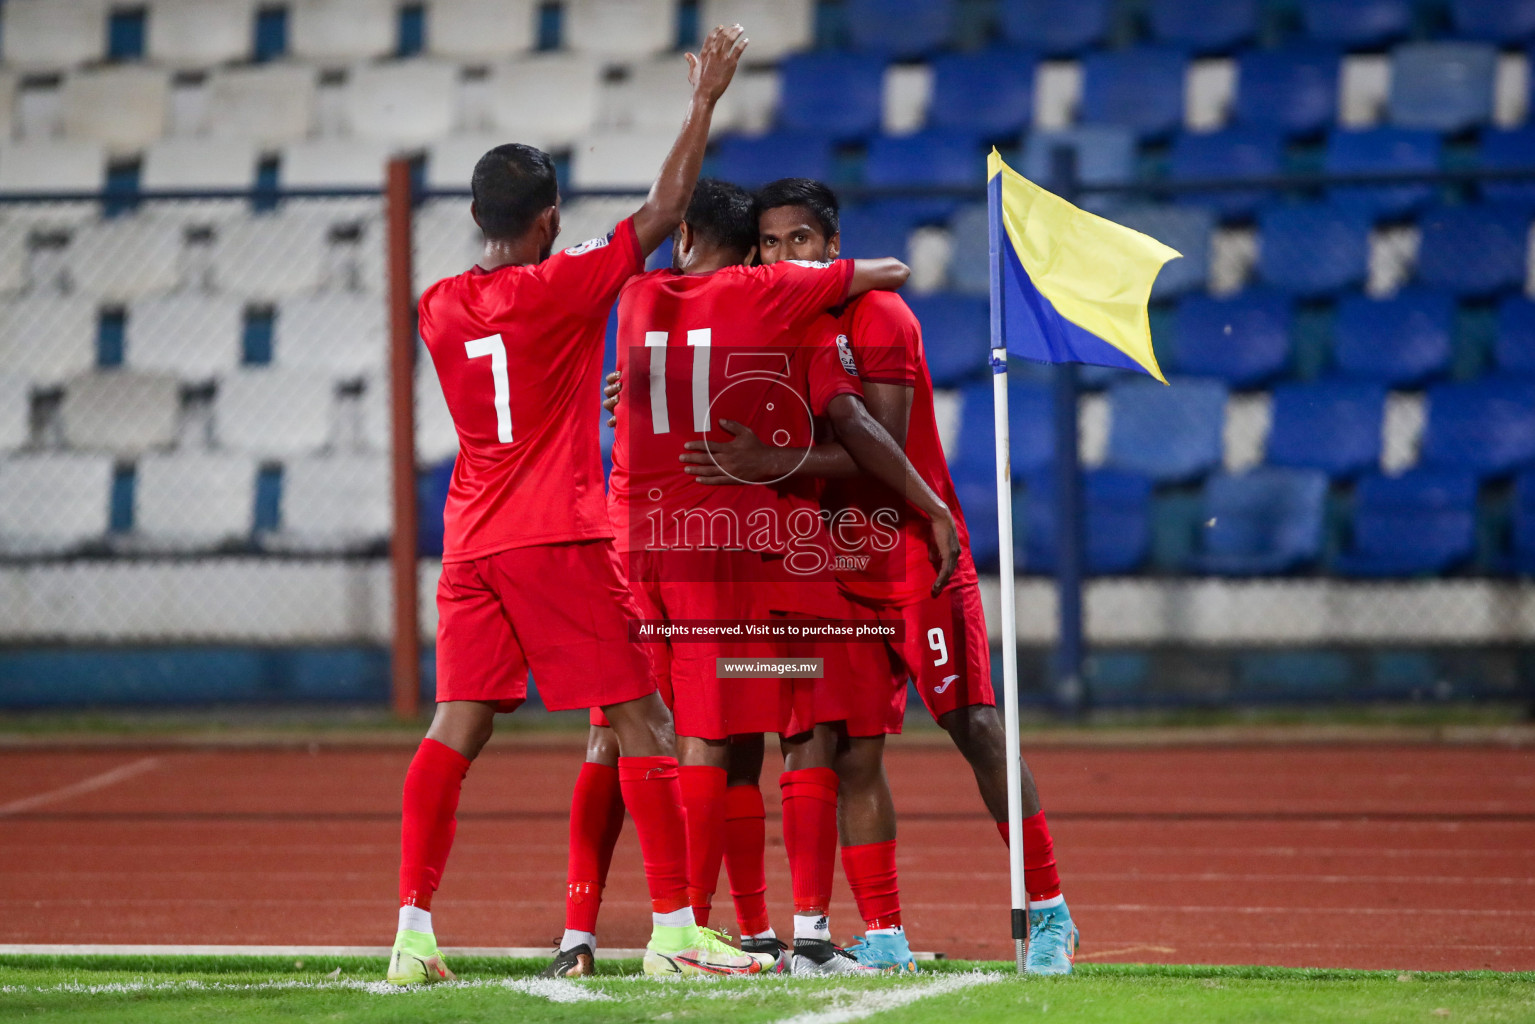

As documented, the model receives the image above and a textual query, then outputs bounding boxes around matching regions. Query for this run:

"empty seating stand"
[1331,290,1455,386]
[1192,467,1328,575]
[1416,205,1530,297]
[1258,203,1371,296]
[928,50,1036,139]
[1302,0,1412,47]
[1105,376,1228,483]
[1265,380,1387,478]
[1495,297,1535,375]
[777,53,886,141]
[1022,468,1153,574]
[1080,48,1187,139]
[1420,380,1535,478]
[845,0,956,58]
[1148,0,1258,53]
[1235,47,1341,137]
[904,294,988,387]
[1388,43,1497,133]
[998,0,1111,55]
[1334,470,1478,576]
[0,453,115,555]
[1451,0,1535,44]
[1170,291,1292,387]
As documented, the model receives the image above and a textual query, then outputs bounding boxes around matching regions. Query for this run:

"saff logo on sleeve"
[835,334,858,376]
[563,232,613,256]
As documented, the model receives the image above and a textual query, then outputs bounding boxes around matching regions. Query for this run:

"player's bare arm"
[847,258,911,298]
[630,24,748,254]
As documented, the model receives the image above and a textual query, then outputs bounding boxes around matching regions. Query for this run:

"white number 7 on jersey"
[465,335,512,443]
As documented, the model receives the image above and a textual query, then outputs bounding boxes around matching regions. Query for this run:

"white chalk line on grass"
[0,977,610,1003]
[767,971,1001,1024]
[0,757,161,817]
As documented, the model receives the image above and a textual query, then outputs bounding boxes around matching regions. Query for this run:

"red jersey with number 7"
[418,217,644,563]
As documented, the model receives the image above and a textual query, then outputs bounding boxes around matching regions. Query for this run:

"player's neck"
[478,236,546,271]
[677,247,742,276]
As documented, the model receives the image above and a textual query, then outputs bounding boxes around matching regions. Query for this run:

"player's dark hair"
[756,177,840,240]
[471,143,559,240]
[683,178,759,257]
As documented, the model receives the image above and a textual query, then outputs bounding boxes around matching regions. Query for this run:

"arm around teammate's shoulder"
[846,258,910,300]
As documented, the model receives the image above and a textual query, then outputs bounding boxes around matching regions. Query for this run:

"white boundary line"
[0,944,945,961]
[768,971,1001,1024]
[0,757,161,817]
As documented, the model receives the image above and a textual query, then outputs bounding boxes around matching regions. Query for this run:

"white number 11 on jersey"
[465,335,513,443]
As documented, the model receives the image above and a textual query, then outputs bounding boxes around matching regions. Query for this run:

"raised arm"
[846,258,911,300]
[630,24,748,255]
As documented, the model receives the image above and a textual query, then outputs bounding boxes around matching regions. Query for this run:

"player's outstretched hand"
[681,419,784,484]
[685,24,748,105]
[926,507,961,597]
[603,370,622,427]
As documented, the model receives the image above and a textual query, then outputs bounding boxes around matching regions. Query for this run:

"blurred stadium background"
[1,0,1534,719]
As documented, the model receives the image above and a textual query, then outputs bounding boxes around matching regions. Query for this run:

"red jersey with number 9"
[418,217,644,563]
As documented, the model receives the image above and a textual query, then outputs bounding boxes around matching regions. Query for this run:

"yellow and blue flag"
[988,149,1178,383]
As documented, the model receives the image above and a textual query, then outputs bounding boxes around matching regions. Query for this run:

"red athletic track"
[1,742,1532,971]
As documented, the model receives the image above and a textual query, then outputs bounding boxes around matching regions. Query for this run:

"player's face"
[758,205,837,265]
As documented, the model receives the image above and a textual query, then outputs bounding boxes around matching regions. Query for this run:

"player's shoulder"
[850,288,917,325]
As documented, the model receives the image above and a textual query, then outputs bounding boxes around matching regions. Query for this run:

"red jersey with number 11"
[418,218,644,563]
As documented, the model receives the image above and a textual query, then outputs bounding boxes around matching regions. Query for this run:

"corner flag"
[988,149,1179,383]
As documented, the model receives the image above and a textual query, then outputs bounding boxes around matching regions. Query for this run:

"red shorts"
[435,539,657,713]
[838,581,995,736]
[590,549,796,740]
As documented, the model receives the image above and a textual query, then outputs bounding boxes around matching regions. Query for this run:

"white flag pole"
[987,164,1029,975]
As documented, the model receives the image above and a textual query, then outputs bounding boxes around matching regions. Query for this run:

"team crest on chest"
[835,334,858,375]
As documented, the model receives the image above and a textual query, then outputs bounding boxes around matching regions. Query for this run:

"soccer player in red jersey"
[552,180,961,978]
[681,178,1077,974]
[388,26,765,984]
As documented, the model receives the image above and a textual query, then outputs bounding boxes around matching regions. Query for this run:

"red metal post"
[386,158,421,720]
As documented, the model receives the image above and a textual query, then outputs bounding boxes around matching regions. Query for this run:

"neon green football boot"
[643,923,763,977]
[387,929,456,985]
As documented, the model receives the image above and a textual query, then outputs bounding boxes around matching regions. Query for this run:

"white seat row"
[0,0,809,69]
[0,449,390,554]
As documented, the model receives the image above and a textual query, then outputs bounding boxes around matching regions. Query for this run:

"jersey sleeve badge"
[835,334,859,376]
[563,231,614,256]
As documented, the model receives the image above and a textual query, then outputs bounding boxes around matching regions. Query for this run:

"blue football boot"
[1024,902,1079,975]
[845,927,918,974]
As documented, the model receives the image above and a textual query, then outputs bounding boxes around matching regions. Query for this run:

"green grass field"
[1,956,1531,1023]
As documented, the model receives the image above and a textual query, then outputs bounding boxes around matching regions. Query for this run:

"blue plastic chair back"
[1332,290,1455,386]
[835,203,915,261]
[1495,297,1535,374]
[1197,467,1328,573]
[955,378,1056,479]
[1168,128,1286,218]
[905,294,989,387]
[998,0,1111,54]
[1266,380,1386,478]
[1416,204,1530,296]
[1302,0,1412,46]
[1171,291,1292,386]
[1257,203,1371,296]
[1479,128,1535,207]
[1023,469,1153,573]
[1422,380,1535,477]
[1112,206,1214,300]
[1451,0,1535,43]
[864,130,985,223]
[846,0,956,57]
[1513,470,1535,572]
[1341,470,1477,574]
[946,204,990,296]
[712,133,835,189]
[1080,48,1187,138]
[1388,42,1498,132]
[928,49,1037,137]
[778,53,886,140]
[1325,128,1442,217]
[951,475,1001,570]
[1022,126,1137,187]
[1235,47,1341,135]
[1105,376,1228,482]
[1149,0,1257,51]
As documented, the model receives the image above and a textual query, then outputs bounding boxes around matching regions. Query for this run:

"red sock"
[780,767,839,915]
[999,814,1062,902]
[399,738,471,910]
[617,755,690,915]
[723,783,771,936]
[565,761,626,933]
[841,840,901,931]
[678,765,727,926]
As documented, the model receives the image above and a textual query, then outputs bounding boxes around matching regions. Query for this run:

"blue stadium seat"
[1332,290,1455,386]
[1022,469,1153,574]
[711,133,834,189]
[1168,127,1286,219]
[1170,291,1291,386]
[863,130,985,223]
[1112,206,1214,299]
[1022,126,1137,188]
[1334,470,1478,576]
[1191,467,1328,574]
[1513,471,1535,574]
[777,53,886,141]
[1416,205,1530,297]
[1388,43,1498,132]
[1080,48,1187,139]
[846,0,956,57]
[1477,129,1535,207]
[1495,297,1535,375]
[904,294,988,387]
[1257,203,1371,296]
[1234,47,1341,136]
[928,49,1036,138]
[1148,0,1258,52]
[1325,128,1442,218]
[1301,0,1412,47]
[835,203,915,261]
[1265,380,1386,478]
[953,377,1056,480]
[1451,0,1535,43]
[1421,379,1535,477]
[997,0,1111,55]
[1105,376,1228,483]
[952,476,1001,570]
[946,203,990,295]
